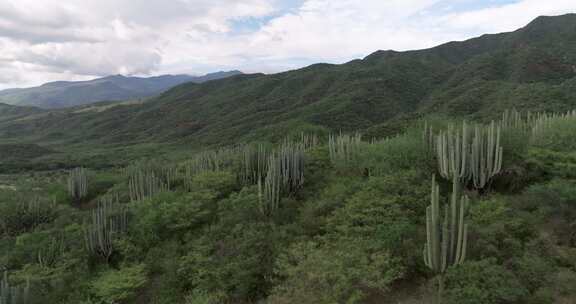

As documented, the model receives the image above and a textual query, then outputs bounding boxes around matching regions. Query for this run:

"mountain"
[0,71,242,109]
[1,14,576,151]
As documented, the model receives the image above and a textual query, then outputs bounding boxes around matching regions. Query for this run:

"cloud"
[1,0,576,89]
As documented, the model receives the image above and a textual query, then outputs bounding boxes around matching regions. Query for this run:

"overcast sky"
[0,0,575,89]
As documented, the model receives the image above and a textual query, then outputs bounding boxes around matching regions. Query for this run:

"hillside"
[1,15,576,153]
[1,12,576,304]
[0,71,242,109]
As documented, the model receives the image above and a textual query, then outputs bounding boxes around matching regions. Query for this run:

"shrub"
[90,264,147,303]
[190,171,237,198]
[129,191,214,248]
[468,197,536,261]
[358,132,431,176]
[531,117,576,152]
[270,239,404,304]
[444,259,528,304]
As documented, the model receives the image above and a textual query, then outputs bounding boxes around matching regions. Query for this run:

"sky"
[0,0,575,89]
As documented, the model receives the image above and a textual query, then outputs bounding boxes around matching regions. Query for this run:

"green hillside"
[2,15,576,156]
[0,71,242,109]
[1,13,576,304]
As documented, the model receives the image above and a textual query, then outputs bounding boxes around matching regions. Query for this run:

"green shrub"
[469,198,536,260]
[90,264,147,303]
[526,149,576,180]
[531,118,576,152]
[270,239,404,304]
[358,132,431,176]
[185,290,226,304]
[190,171,237,198]
[511,253,554,292]
[178,222,281,302]
[444,259,528,304]
[129,191,214,248]
[325,173,427,252]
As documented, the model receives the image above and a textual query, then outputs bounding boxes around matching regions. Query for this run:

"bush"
[531,118,576,152]
[270,239,404,304]
[90,264,148,303]
[190,171,237,198]
[358,132,431,176]
[510,253,554,292]
[468,197,536,260]
[325,173,427,251]
[444,259,528,304]
[178,222,281,302]
[129,191,214,248]
[526,149,576,180]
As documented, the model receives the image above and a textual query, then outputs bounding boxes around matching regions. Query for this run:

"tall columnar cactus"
[531,109,576,144]
[424,176,469,303]
[37,234,65,269]
[433,121,503,190]
[68,167,88,201]
[258,164,280,218]
[84,198,128,262]
[470,122,503,189]
[328,132,362,166]
[0,272,30,304]
[435,123,469,181]
[256,143,306,218]
[239,144,270,186]
[128,171,168,202]
[423,121,435,154]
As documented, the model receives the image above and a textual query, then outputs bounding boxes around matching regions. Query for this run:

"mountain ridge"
[1,14,576,152]
[0,70,242,109]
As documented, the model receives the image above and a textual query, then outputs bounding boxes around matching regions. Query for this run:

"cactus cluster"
[0,272,29,304]
[128,170,168,202]
[423,176,469,303]
[37,234,65,269]
[181,148,239,190]
[239,144,271,186]
[84,197,128,262]
[328,133,362,166]
[1,196,56,235]
[431,122,503,189]
[531,109,576,141]
[257,143,305,217]
[67,167,88,201]
[435,123,470,181]
[469,122,503,189]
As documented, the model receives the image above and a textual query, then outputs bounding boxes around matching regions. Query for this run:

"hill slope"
[1,14,576,149]
[0,71,242,108]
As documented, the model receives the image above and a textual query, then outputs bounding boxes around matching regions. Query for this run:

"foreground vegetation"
[1,109,576,304]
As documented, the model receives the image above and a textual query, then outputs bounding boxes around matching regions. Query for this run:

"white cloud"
[0,0,576,89]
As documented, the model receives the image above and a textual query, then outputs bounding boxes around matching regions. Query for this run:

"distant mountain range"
[1,14,576,151]
[0,71,242,108]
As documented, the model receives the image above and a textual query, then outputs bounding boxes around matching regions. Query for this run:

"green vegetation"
[1,14,576,304]
[1,107,575,303]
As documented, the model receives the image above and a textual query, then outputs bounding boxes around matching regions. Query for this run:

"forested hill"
[1,14,576,148]
[0,71,242,109]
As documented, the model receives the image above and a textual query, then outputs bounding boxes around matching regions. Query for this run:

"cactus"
[328,132,362,167]
[435,123,469,181]
[423,176,469,304]
[128,171,168,202]
[37,234,65,269]
[239,144,271,186]
[258,167,280,218]
[469,122,503,189]
[531,109,576,147]
[257,143,305,217]
[67,167,88,201]
[432,121,503,190]
[84,197,128,262]
[0,272,30,304]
